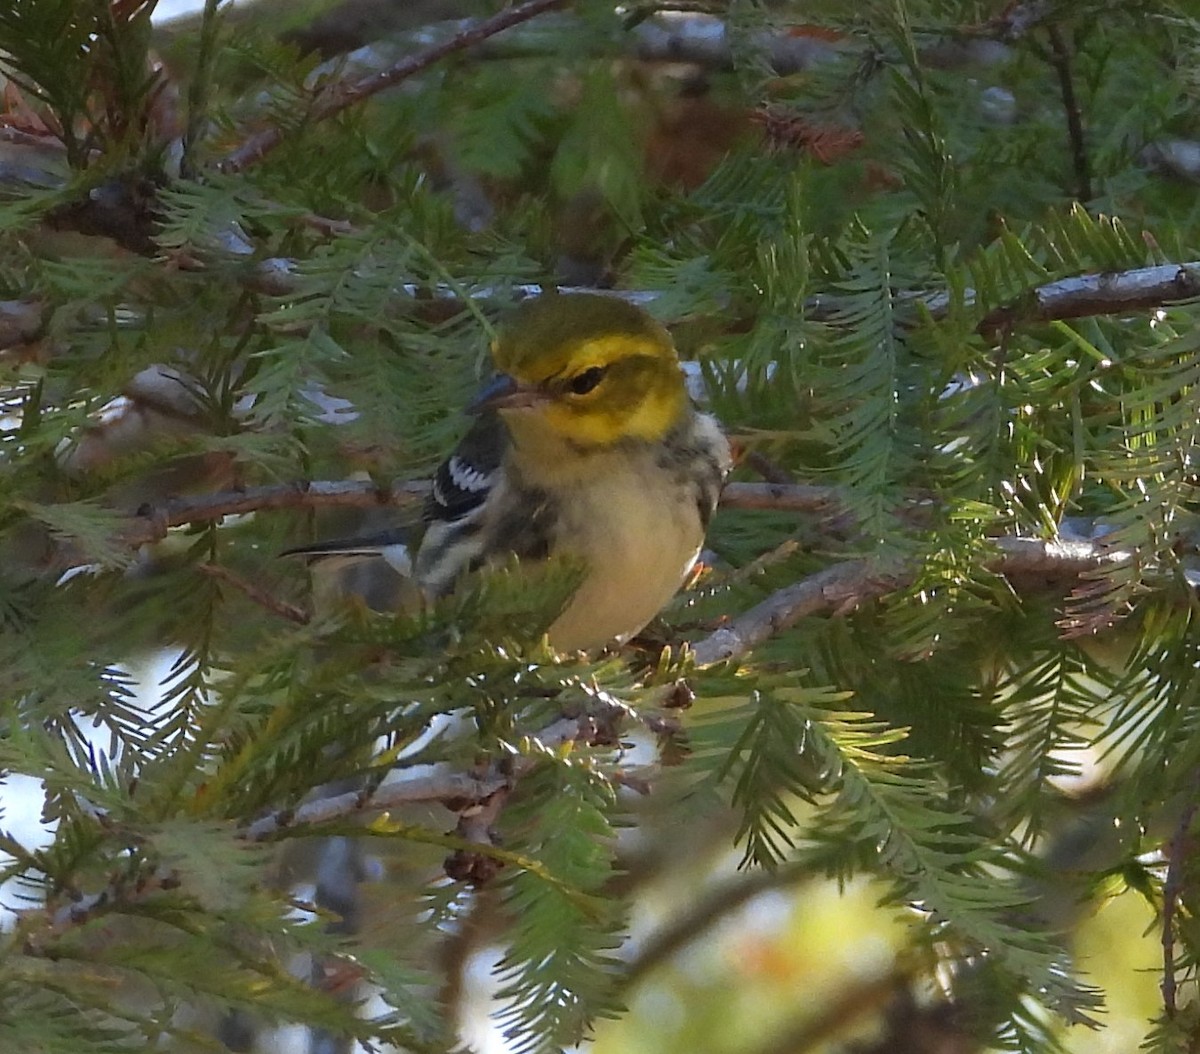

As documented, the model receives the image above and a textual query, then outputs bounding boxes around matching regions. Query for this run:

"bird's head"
[470,293,687,448]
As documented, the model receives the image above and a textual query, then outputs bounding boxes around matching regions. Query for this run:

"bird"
[292,291,731,651]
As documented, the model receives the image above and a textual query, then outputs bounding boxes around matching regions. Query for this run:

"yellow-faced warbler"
[293,292,731,650]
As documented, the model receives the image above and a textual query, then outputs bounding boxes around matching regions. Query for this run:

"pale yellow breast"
[545,453,705,651]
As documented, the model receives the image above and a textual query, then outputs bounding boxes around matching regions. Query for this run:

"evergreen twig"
[180,0,227,180]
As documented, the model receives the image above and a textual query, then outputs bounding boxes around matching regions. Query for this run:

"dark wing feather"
[426,412,506,527]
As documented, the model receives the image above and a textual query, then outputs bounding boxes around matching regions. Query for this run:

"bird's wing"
[425,411,506,529]
[414,411,510,595]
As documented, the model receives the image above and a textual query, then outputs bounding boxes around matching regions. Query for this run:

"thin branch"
[117,480,836,547]
[200,257,1200,333]
[116,484,1143,663]
[197,561,310,624]
[244,714,585,841]
[249,9,840,85]
[41,866,181,934]
[220,0,569,172]
[114,484,1132,564]
[172,258,1200,334]
[260,6,1025,89]
[120,479,429,547]
[243,698,667,847]
[244,768,509,841]
[720,481,842,515]
[991,534,1132,576]
[1045,24,1091,202]
[747,968,911,1054]
[1161,766,1200,1018]
[691,561,902,666]
[615,863,816,993]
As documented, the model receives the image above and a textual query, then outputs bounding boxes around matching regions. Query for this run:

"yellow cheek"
[554,385,684,442]
[541,403,626,446]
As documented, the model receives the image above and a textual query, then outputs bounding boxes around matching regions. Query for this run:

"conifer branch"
[224,257,1200,330]
[243,701,674,852]
[39,866,182,935]
[7,261,1200,356]
[264,6,1020,87]
[690,537,1133,666]
[114,487,1139,650]
[220,0,570,172]
[248,8,842,83]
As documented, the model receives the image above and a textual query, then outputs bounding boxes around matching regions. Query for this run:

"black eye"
[568,366,607,395]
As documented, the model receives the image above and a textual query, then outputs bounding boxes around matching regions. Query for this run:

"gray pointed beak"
[467,373,543,414]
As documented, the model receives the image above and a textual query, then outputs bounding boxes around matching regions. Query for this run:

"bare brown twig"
[689,536,1134,667]
[691,560,902,666]
[615,863,817,993]
[747,968,915,1054]
[220,0,569,172]
[121,478,429,547]
[244,768,509,841]
[1161,767,1200,1017]
[1044,24,1091,202]
[118,479,836,548]
[197,561,310,624]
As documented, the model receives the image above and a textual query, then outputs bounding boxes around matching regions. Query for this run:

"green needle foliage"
[2,1,1200,1053]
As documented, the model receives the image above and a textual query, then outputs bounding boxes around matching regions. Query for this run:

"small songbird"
[293,292,731,651]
